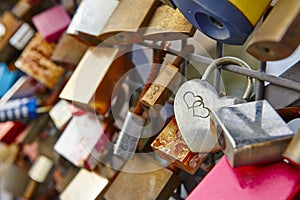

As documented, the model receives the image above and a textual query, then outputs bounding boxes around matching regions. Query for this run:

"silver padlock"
[211,100,294,167]
[174,57,255,152]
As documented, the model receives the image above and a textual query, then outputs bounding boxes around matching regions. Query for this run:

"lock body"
[59,47,133,115]
[186,156,300,200]
[0,121,26,144]
[15,33,65,89]
[51,33,88,67]
[247,0,300,61]
[172,0,271,45]
[211,100,294,167]
[60,168,109,200]
[104,155,180,200]
[143,5,195,41]
[151,117,207,175]
[142,63,181,108]
[32,5,71,43]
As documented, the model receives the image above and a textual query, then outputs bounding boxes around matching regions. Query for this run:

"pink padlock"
[187,156,300,200]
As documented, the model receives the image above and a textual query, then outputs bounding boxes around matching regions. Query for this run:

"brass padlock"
[60,168,109,200]
[210,100,294,167]
[15,33,65,89]
[143,5,195,41]
[247,0,300,61]
[141,45,194,108]
[59,46,133,115]
[104,154,180,200]
[51,33,88,67]
[99,0,160,45]
[151,117,208,175]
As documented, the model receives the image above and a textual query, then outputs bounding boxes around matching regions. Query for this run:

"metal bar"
[181,39,188,76]
[221,64,300,92]
[214,42,223,94]
[255,61,267,100]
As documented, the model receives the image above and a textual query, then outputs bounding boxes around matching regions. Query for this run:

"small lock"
[114,111,145,159]
[99,0,160,45]
[104,154,180,200]
[247,0,300,61]
[151,117,208,175]
[174,56,255,153]
[9,22,34,51]
[32,5,71,43]
[15,33,65,89]
[172,0,271,45]
[59,46,133,116]
[54,112,104,167]
[49,100,72,130]
[211,100,294,167]
[0,121,26,145]
[143,5,195,41]
[51,33,88,67]
[60,168,109,200]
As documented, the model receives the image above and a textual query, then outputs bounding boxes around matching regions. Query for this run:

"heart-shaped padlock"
[174,57,255,152]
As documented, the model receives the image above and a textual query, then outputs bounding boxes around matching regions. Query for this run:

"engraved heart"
[174,79,237,152]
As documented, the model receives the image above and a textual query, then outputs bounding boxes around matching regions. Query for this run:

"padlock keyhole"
[209,16,224,29]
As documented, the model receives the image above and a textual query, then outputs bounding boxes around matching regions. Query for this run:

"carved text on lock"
[183,91,210,118]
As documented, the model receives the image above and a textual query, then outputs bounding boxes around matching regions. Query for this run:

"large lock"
[211,100,294,167]
[174,56,255,153]
[59,46,133,116]
[15,33,65,89]
[104,154,180,200]
[247,0,300,61]
[143,5,195,41]
[151,117,208,175]
[172,0,271,45]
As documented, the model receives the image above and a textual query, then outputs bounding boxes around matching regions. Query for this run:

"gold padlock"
[15,33,65,89]
[99,0,160,45]
[59,46,133,116]
[143,5,195,41]
[247,0,300,61]
[104,154,180,200]
[151,117,208,175]
[141,45,194,108]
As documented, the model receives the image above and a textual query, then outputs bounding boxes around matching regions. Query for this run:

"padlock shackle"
[201,56,255,100]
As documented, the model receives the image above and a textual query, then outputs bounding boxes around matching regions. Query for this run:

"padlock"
[247,0,300,61]
[0,63,23,97]
[151,117,208,175]
[23,155,53,199]
[54,112,104,167]
[172,0,271,45]
[186,156,300,200]
[59,46,133,115]
[141,44,194,108]
[211,100,294,167]
[174,56,255,153]
[15,33,65,89]
[11,0,32,19]
[99,0,160,45]
[50,33,88,67]
[67,0,119,45]
[143,5,195,41]
[32,5,71,43]
[60,168,109,200]
[104,154,180,200]
[0,121,26,144]
[264,61,300,109]
[9,22,35,51]
[0,11,22,63]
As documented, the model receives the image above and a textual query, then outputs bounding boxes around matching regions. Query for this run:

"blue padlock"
[172,0,271,45]
[0,63,22,97]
